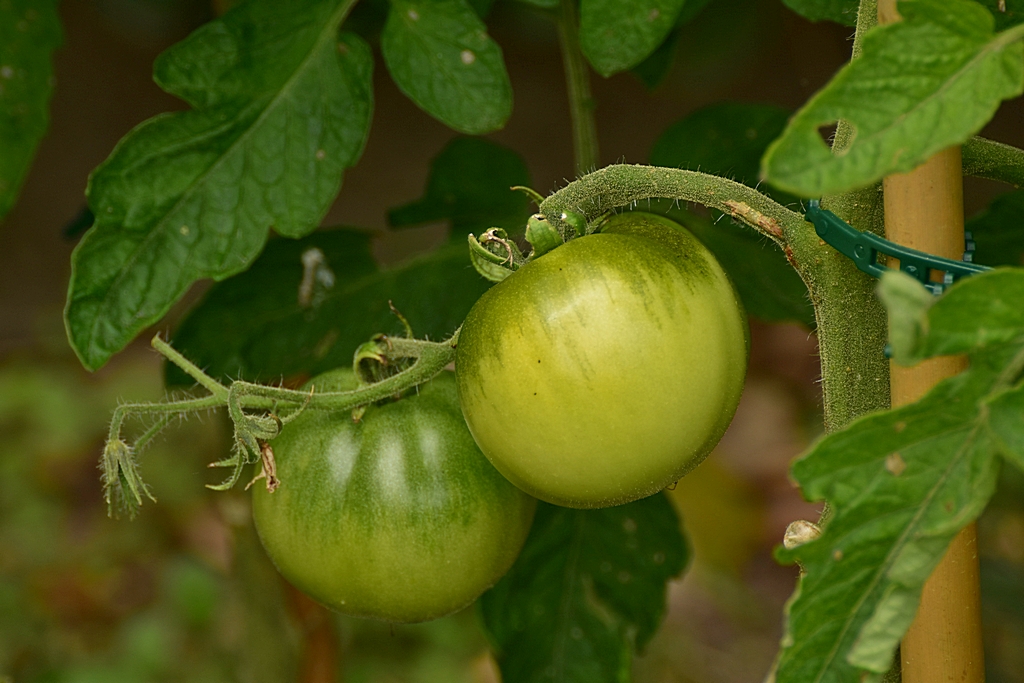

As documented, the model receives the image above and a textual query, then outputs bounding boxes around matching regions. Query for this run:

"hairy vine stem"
[100,332,459,516]
[557,0,599,174]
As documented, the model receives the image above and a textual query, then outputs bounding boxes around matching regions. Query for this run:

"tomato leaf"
[64,0,373,372]
[479,495,688,683]
[515,0,558,8]
[883,269,1024,364]
[966,189,1024,267]
[0,0,61,221]
[580,0,687,77]
[388,137,532,238]
[650,103,813,326]
[381,0,512,134]
[629,0,714,88]
[166,231,490,386]
[978,0,1024,30]
[773,269,1024,683]
[762,0,1024,197]
[780,0,858,25]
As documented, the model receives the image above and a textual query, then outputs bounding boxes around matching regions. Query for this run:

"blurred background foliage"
[3,0,1024,681]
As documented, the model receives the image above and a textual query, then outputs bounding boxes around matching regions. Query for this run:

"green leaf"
[881,269,1024,364]
[650,103,813,325]
[776,368,1002,682]
[388,137,531,238]
[0,0,61,220]
[989,385,1024,470]
[580,0,687,77]
[467,0,496,18]
[630,27,680,88]
[978,0,1024,30]
[65,0,372,372]
[781,0,858,25]
[166,231,490,386]
[775,268,1024,683]
[967,189,1024,266]
[479,495,688,683]
[629,0,714,88]
[762,0,1024,197]
[381,0,512,134]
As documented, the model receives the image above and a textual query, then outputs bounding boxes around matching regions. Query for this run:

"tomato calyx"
[468,186,595,282]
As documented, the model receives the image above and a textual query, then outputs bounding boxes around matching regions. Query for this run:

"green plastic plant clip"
[804,200,990,296]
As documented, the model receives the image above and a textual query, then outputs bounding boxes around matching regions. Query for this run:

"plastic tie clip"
[804,200,989,296]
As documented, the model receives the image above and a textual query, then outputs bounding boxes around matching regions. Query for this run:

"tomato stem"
[557,0,599,174]
[101,331,459,515]
[152,335,228,400]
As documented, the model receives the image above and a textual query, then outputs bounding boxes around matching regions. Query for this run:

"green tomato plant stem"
[811,0,891,433]
[557,0,599,174]
[100,332,459,513]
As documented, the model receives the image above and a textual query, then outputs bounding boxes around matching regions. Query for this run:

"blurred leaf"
[167,230,490,386]
[381,0,512,134]
[629,0,714,88]
[630,29,679,89]
[774,269,1024,683]
[233,521,301,683]
[65,0,373,371]
[979,0,1024,30]
[516,0,558,8]
[580,0,686,77]
[967,190,1024,267]
[763,0,1024,197]
[981,558,1024,618]
[990,386,1024,471]
[650,103,813,325]
[667,459,761,576]
[164,559,222,629]
[389,137,532,238]
[0,0,61,221]
[781,0,857,25]
[342,0,390,39]
[676,0,715,24]
[480,495,688,683]
[467,0,496,18]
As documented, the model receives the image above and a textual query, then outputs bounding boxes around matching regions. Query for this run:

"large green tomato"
[251,370,536,623]
[456,211,748,508]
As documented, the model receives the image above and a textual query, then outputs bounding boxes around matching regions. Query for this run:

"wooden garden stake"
[878,3,985,682]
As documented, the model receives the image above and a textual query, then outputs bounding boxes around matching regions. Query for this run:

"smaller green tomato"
[251,370,536,623]
[456,211,748,509]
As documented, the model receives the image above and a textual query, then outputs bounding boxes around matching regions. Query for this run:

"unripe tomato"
[251,370,536,623]
[456,211,748,508]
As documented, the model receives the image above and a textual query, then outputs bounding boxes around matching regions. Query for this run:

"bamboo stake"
[877,3,985,682]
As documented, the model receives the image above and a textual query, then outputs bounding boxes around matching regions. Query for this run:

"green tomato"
[251,370,536,623]
[456,211,748,508]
